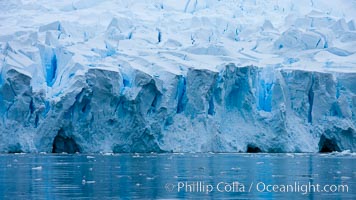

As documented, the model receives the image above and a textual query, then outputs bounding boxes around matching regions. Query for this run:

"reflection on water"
[0,153,354,199]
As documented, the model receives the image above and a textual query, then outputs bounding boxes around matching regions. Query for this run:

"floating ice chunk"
[32,166,43,170]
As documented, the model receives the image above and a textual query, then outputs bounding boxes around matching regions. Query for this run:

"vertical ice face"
[0,62,355,153]
[0,0,355,153]
[257,67,274,112]
[40,46,57,86]
[176,75,187,114]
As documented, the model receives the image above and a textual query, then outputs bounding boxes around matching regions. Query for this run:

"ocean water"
[0,153,354,199]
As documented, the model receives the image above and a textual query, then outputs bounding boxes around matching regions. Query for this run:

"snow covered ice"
[0,0,355,153]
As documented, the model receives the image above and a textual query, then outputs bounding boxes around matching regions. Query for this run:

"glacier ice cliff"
[0,0,355,153]
[0,64,355,153]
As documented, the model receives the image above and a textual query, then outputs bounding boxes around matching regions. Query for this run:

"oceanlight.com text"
[165,181,349,195]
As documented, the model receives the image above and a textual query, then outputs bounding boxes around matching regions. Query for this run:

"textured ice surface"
[0,0,355,153]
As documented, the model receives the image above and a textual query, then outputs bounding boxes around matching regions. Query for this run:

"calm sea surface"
[0,153,354,199]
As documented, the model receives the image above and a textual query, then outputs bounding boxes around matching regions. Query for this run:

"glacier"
[0,0,355,153]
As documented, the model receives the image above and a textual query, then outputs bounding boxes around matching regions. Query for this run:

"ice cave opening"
[246,144,262,153]
[52,129,81,153]
[318,135,341,153]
